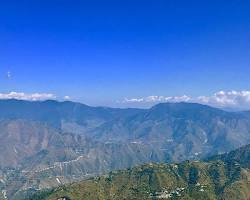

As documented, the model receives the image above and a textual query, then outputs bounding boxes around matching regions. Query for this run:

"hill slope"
[31,144,250,200]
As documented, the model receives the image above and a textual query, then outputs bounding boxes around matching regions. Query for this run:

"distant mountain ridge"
[0,99,143,129]
[1,99,250,199]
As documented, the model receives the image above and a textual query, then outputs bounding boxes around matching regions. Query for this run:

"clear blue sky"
[1,0,250,106]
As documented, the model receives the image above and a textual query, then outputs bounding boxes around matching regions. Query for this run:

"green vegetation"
[31,145,250,200]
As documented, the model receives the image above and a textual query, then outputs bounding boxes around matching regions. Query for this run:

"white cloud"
[123,95,191,103]
[123,98,144,103]
[7,71,11,79]
[197,90,250,108]
[64,95,71,100]
[122,90,250,109]
[2,90,250,110]
[164,95,191,102]
[0,92,56,101]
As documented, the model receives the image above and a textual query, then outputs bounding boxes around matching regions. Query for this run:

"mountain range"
[0,99,250,199]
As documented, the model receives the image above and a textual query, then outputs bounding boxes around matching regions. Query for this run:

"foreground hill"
[30,144,250,200]
[1,100,250,198]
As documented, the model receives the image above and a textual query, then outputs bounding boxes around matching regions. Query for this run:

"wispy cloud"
[7,71,11,79]
[123,95,191,103]
[122,90,250,109]
[0,92,56,101]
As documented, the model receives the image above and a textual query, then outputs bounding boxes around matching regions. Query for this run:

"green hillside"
[31,145,250,200]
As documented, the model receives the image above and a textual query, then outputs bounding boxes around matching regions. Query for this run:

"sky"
[1,0,250,109]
